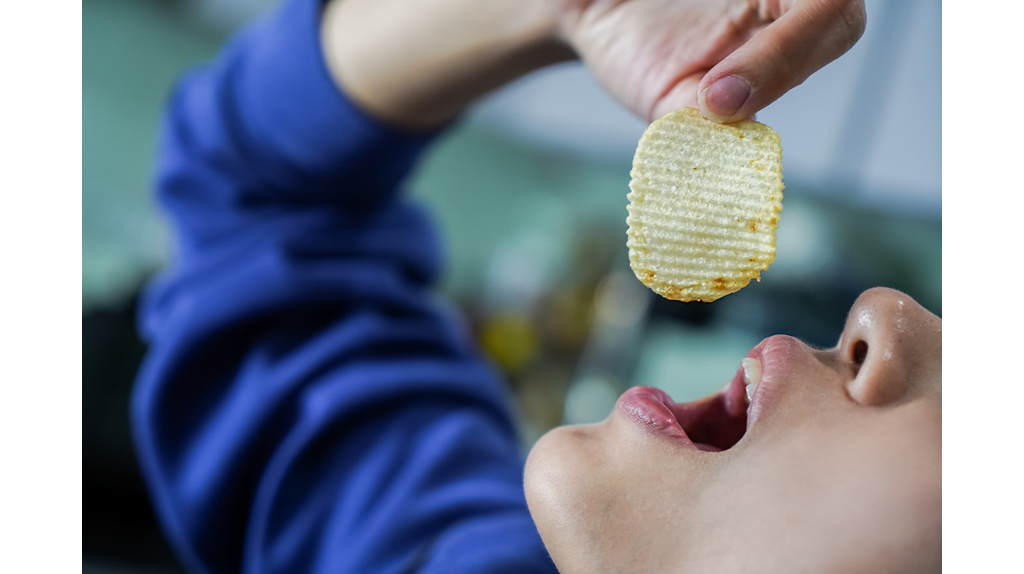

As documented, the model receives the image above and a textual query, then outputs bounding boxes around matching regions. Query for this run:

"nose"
[839,287,942,405]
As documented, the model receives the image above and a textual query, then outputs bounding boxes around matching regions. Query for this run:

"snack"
[626,108,784,302]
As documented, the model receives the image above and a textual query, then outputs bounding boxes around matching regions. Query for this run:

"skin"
[322,0,867,128]
[525,288,941,573]
[321,0,904,571]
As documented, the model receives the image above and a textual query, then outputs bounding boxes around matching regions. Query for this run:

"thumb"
[697,0,867,123]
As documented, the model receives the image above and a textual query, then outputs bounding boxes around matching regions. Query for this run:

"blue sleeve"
[130,0,557,572]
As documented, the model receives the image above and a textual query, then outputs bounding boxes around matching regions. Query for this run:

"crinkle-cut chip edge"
[625,108,784,303]
[631,263,762,302]
[622,108,782,304]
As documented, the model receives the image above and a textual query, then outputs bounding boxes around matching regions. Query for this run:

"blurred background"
[82,0,940,571]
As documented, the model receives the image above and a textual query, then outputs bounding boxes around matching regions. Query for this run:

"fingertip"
[698,75,751,123]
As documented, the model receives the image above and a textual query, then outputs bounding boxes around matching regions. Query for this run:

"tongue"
[694,442,724,453]
[670,393,748,451]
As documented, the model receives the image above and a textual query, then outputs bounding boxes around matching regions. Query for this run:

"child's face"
[525,288,941,573]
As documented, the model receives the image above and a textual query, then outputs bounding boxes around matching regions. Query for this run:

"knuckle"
[835,0,868,46]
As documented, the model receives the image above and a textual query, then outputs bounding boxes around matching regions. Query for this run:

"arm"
[133,0,865,571]
[133,0,561,572]
[321,0,574,129]
[321,0,866,127]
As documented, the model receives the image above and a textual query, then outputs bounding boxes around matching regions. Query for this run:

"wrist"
[322,0,576,131]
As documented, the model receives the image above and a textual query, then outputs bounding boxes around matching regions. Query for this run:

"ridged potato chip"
[626,108,784,302]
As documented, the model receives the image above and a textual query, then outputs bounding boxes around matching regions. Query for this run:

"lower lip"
[615,386,696,446]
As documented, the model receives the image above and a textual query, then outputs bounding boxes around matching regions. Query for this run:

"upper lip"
[743,340,768,429]
[743,335,803,430]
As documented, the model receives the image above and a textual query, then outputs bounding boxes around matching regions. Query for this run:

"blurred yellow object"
[480,313,539,374]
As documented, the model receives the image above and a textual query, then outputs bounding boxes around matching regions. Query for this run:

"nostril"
[852,340,868,365]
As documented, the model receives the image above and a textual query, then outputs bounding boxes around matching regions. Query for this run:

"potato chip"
[626,108,783,302]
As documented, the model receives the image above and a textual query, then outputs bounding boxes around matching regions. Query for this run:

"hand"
[555,0,867,122]
[322,0,574,129]
[322,0,865,129]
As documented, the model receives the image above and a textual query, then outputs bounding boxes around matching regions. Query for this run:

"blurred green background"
[83,0,940,571]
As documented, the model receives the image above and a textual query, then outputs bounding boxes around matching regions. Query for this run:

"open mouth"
[615,356,762,452]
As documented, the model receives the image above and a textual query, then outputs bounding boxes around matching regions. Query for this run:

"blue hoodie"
[131,0,557,571]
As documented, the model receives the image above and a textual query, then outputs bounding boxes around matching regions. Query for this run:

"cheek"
[706,406,942,571]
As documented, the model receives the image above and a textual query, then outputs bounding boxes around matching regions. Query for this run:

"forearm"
[137,2,556,570]
[321,0,576,130]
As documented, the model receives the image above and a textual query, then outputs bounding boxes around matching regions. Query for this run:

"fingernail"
[702,76,750,119]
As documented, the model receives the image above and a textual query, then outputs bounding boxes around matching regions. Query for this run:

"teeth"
[742,358,762,402]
